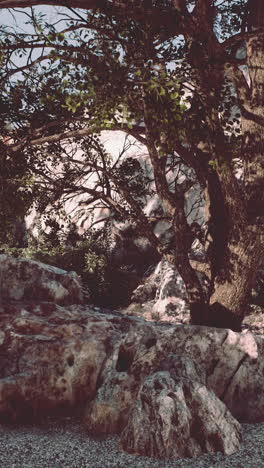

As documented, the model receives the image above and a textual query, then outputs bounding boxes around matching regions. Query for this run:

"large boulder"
[84,369,136,435]
[0,302,121,422]
[151,260,189,320]
[0,297,263,459]
[0,254,84,304]
[0,298,263,423]
[127,259,192,323]
[120,369,241,459]
[1,255,264,459]
[123,324,263,422]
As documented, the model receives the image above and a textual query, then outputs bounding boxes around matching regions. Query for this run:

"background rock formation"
[0,254,84,305]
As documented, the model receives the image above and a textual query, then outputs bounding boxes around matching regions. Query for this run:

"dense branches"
[0,0,263,329]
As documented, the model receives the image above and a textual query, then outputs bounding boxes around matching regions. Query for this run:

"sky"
[1,5,148,231]
[0,6,71,71]
[1,5,62,30]
[1,5,149,155]
[0,3,216,233]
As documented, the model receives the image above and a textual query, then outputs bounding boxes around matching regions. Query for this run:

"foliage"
[0,224,140,306]
[0,144,34,246]
[0,0,263,328]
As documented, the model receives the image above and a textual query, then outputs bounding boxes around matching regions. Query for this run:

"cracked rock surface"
[1,256,264,460]
[1,298,264,459]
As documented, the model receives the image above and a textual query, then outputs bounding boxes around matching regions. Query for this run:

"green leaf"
[170,92,179,100]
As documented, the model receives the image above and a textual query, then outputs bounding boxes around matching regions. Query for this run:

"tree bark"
[205,21,264,331]
[172,192,208,326]
[207,226,263,331]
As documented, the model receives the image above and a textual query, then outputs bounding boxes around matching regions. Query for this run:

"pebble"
[0,415,264,468]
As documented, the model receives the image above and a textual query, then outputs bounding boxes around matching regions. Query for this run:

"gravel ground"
[0,415,264,468]
[1,307,264,468]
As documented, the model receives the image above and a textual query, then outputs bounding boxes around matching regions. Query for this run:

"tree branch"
[7,125,100,152]
[0,0,99,8]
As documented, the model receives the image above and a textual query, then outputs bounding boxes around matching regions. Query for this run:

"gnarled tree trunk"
[205,20,264,330]
[207,225,263,330]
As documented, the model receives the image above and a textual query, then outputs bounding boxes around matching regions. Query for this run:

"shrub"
[0,232,140,307]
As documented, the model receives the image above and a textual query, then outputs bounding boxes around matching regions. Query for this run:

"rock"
[120,369,242,459]
[158,353,206,384]
[1,297,264,431]
[84,370,136,435]
[127,256,210,324]
[127,259,190,323]
[0,302,121,422]
[1,256,264,460]
[151,260,189,321]
[130,268,158,305]
[0,254,85,304]
[243,304,264,334]
[125,324,264,422]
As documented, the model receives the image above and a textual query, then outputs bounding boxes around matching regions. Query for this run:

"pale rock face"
[151,260,188,320]
[128,259,190,323]
[120,369,241,459]
[0,297,263,458]
[125,324,264,422]
[0,254,85,304]
[128,255,210,324]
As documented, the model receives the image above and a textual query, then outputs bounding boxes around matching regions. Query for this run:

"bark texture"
[206,9,264,330]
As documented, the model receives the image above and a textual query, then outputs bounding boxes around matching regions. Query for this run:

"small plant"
[0,221,141,307]
[150,310,161,321]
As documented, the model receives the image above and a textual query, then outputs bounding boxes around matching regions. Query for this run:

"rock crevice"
[1,255,264,459]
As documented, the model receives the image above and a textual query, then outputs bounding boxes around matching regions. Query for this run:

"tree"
[0,87,33,246]
[0,146,33,246]
[0,0,263,330]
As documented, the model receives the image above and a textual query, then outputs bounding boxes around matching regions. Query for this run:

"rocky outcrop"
[84,369,136,435]
[0,302,260,456]
[0,254,84,304]
[127,259,190,323]
[243,305,264,334]
[1,256,264,460]
[0,301,119,422]
[151,260,189,320]
[121,368,241,458]
[127,255,210,324]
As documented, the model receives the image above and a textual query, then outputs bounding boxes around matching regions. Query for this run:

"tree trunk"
[205,20,264,331]
[207,225,263,331]
[171,191,208,326]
